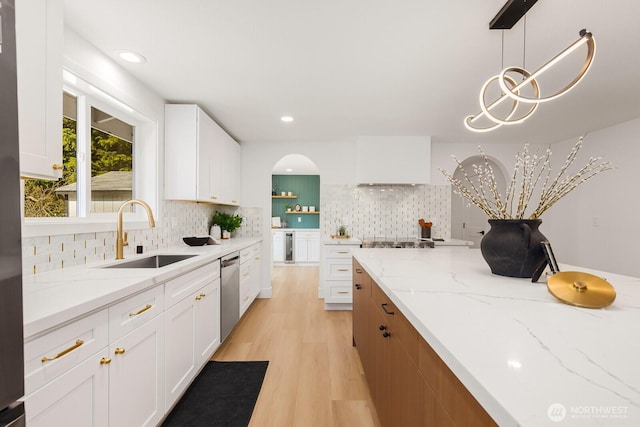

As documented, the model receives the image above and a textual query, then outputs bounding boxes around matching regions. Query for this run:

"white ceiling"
[63,0,640,146]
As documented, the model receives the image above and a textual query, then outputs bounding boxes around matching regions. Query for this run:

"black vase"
[480,219,547,278]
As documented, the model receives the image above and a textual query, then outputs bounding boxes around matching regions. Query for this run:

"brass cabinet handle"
[336,268,349,272]
[41,339,85,363]
[337,291,349,294]
[337,251,349,254]
[243,296,249,302]
[129,304,152,317]
[114,347,126,355]
[195,293,206,301]
[100,357,112,365]
[255,256,260,260]
[210,196,218,200]
[52,164,63,171]
[232,200,238,203]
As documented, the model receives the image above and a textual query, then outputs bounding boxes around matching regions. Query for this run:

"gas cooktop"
[360,237,434,249]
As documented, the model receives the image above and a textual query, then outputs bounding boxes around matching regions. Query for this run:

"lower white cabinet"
[109,313,165,427]
[272,230,284,263]
[24,347,109,427]
[239,243,261,316]
[165,278,220,409]
[294,230,320,263]
[320,242,360,308]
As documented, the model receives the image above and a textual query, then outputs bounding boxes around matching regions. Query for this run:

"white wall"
[543,118,640,277]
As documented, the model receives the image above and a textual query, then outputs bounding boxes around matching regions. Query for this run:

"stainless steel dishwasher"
[220,251,240,342]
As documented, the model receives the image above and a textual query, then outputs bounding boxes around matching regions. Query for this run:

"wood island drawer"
[24,309,109,395]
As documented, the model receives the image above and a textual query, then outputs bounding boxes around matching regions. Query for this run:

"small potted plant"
[211,211,243,238]
[338,225,346,236]
[284,204,292,213]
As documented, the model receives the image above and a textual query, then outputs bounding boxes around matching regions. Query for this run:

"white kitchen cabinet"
[239,243,261,316]
[250,243,262,299]
[272,230,285,263]
[164,262,221,411]
[165,104,216,202]
[356,136,431,185]
[23,310,110,427]
[165,104,242,205]
[295,230,320,263]
[212,131,242,206]
[320,242,360,308]
[24,348,109,427]
[109,313,165,427]
[16,0,64,179]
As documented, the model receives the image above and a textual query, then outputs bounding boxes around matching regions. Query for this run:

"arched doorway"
[450,155,507,248]
[270,154,320,264]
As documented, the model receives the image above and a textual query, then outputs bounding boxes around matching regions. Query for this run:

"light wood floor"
[213,266,381,427]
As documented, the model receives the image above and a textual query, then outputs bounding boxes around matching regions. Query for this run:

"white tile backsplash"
[320,184,451,240]
[22,201,263,275]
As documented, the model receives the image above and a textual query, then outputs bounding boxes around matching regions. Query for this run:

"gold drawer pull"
[129,304,152,317]
[41,339,84,363]
[255,256,260,260]
[232,200,238,203]
[210,195,218,200]
[336,251,349,254]
[243,272,249,277]
[100,357,112,365]
[243,296,249,302]
[195,293,206,301]
[337,291,349,294]
[52,163,63,171]
[114,347,126,355]
[336,268,349,272]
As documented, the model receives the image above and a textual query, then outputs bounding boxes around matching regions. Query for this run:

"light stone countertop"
[353,247,640,427]
[321,237,362,245]
[22,237,261,339]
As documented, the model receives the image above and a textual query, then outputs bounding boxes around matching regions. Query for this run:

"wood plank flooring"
[213,266,380,427]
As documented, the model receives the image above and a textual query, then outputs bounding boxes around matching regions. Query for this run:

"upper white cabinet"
[16,0,64,179]
[356,136,431,185]
[165,104,241,205]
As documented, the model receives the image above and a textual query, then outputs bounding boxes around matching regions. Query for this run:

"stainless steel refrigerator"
[0,0,26,425]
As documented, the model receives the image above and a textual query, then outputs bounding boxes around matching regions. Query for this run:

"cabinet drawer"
[240,262,251,284]
[240,246,252,263]
[326,283,353,303]
[165,261,220,308]
[250,243,261,256]
[325,245,358,258]
[109,285,164,343]
[295,231,319,239]
[327,259,353,279]
[24,310,109,395]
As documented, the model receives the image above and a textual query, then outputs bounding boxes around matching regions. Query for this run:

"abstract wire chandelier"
[464,0,596,133]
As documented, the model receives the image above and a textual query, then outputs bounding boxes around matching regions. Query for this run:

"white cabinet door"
[250,244,262,298]
[295,236,309,262]
[272,231,284,263]
[195,279,220,366]
[16,0,63,179]
[24,349,109,427]
[215,132,241,206]
[164,291,197,409]
[165,104,217,202]
[165,276,219,410]
[109,313,165,427]
[308,237,320,262]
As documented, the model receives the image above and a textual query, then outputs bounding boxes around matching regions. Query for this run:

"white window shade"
[356,136,431,185]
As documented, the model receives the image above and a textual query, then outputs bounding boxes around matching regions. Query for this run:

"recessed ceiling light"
[281,116,294,122]
[118,51,146,64]
[285,168,293,172]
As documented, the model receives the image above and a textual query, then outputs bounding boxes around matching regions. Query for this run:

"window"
[23,71,158,234]
[24,93,134,217]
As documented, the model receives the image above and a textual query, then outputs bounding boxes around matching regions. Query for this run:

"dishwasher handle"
[221,254,240,267]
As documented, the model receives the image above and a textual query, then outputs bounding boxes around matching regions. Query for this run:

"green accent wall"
[272,175,320,229]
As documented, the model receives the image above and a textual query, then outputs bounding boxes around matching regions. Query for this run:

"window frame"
[22,70,159,237]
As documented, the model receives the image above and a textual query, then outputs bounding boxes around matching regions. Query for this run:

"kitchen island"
[353,247,640,426]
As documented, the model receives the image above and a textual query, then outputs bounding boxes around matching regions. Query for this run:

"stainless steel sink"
[103,254,197,269]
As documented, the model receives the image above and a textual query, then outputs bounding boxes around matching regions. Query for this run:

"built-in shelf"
[272,195,297,199]
[285,211,320,215]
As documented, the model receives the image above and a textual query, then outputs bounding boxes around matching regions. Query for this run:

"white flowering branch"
[439,136,614,219]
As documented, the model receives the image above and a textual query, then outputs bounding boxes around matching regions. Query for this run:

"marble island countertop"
[22,237,261,339]
[353,247,640,426]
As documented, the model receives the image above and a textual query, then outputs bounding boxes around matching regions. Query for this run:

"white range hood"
[356,136,431,185]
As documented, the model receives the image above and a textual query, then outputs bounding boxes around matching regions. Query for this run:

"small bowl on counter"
[183,236,211,246]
